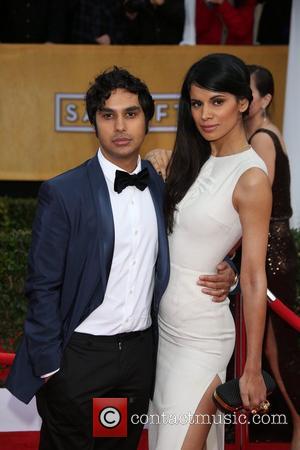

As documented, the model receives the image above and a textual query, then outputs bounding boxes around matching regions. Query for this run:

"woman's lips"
[200,125,218,133]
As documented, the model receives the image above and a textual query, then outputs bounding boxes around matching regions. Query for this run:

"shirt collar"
[97,148,142,183]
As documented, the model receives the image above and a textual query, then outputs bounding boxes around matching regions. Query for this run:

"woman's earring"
[262,107,267,122]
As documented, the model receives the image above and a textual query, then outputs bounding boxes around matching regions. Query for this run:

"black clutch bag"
[213,370,276,413]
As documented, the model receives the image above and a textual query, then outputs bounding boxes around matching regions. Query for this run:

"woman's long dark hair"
[165,53,253,232]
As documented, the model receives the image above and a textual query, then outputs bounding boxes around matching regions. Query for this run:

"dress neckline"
[210,147,253,159]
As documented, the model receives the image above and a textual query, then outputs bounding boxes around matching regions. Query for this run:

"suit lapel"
[87,155,115,294]
[142,160,170,306]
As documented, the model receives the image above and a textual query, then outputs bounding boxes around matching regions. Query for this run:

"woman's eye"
[191,101,202,109]
[213,98,224,105]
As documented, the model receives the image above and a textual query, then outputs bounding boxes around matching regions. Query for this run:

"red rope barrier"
[267,289,300,332]
[0,352,15,366]
[0,291,298,371]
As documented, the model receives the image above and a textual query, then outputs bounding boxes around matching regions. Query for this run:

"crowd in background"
[0,0,292,46]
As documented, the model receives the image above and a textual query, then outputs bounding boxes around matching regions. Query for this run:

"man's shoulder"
[38,156,99,206]
[142,159,165,190]
[47,158,91,187]
[43,155,99,194]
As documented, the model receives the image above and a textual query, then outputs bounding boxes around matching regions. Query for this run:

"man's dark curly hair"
[86,66,155,135]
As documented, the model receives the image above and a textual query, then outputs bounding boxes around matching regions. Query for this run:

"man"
[0,0,66,43]
[6,67,235,449]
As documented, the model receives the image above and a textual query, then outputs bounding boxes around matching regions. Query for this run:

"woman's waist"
[165,262,226,303]
[169,262,217,277]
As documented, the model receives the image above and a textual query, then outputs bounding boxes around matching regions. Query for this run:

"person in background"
[196,0,257,44]
[181,0,256,45]
[0,0,66,43]
[115,0,185,45]
[67,0,184,45]
[256,0,292,45]
[246,64,300,450]
[68,0,115,44]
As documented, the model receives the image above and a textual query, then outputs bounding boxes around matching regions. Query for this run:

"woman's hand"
[239,370,267,412]
[144,149,172,180]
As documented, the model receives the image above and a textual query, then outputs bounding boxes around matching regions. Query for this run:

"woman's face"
[247,75,264,120]
[190,84,248,142]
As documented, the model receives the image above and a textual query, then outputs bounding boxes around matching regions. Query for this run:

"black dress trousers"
[36,328,154,450]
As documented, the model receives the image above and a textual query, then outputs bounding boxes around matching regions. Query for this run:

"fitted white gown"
[149,148,267,450]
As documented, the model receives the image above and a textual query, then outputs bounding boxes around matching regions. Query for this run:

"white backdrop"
[283,0,300,228]
[0,389,41,431]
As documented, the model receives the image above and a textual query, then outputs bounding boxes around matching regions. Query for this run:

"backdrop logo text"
[55,93,179,133]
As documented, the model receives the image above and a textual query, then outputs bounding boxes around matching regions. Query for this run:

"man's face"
[95,88,146,170]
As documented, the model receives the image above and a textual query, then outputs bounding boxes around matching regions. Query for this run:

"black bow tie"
[114,167,149,194]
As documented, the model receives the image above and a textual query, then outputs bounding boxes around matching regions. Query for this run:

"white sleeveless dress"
[149,148,267,450]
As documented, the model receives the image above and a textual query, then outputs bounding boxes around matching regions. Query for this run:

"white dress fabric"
[149,148,267,450]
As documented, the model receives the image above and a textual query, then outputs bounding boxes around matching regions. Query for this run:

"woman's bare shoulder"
[254,123,287,153]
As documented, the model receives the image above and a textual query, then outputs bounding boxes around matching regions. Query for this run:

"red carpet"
[0,431,292,450]
[0,430,148,450]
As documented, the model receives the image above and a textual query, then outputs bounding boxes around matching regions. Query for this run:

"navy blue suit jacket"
[6,155,170,404]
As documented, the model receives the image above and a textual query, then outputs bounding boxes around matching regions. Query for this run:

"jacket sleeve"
[224,255,240,295]
[24,181,70,377]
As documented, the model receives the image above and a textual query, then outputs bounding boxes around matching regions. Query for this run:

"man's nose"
[115,115,126,131]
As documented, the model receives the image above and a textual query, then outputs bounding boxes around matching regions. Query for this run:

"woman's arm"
[233,167,272,410]
[250,132,276,185]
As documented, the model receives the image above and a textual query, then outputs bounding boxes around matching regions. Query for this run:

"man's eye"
[103,113,113,119]
[126,112,136,118]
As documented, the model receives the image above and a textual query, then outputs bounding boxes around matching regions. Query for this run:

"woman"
[196,0,256,44]
[148,53,272,450]
[246,64,300,449]
[180,0,256,45]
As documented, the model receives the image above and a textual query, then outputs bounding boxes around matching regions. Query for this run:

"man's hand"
[95,34,111,45]
[41,368,60,383]
[43,375,52,383]
[197,261,236,302]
